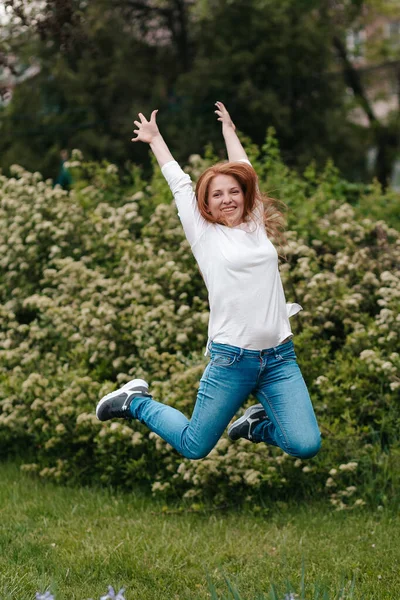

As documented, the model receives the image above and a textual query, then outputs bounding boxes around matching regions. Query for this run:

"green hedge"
[0,134,399,509]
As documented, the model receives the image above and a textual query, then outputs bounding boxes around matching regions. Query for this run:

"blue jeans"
[130,339,321,460]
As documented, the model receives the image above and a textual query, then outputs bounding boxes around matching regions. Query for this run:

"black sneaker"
[228,404,267,441]
[96,378,151,422]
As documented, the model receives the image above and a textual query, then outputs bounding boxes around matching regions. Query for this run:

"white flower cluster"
[35,585,125,600]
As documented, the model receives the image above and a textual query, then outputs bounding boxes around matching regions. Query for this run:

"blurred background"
[0,0,399,187]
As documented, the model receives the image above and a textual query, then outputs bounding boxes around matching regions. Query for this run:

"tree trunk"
[375,125,399,188]
[332,34,399,188]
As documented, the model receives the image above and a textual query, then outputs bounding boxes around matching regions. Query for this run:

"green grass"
[0,462,398,600]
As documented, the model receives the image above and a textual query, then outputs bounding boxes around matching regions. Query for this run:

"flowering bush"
[0,134,399,508]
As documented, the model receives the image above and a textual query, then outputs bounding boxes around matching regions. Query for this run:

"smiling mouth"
[221,206,236,213]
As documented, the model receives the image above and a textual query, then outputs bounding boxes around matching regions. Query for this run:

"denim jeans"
[130,339,321,460]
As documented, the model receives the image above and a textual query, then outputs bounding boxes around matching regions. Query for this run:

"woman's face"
[207,174,245,226]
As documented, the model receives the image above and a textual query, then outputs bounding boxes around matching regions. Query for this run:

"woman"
[96,102,321,461]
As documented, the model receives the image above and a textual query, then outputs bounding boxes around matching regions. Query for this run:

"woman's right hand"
[131,110,160,144]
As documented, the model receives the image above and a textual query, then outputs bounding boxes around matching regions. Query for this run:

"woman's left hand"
[215,101,236,131]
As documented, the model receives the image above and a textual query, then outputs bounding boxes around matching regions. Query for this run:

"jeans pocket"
[211,353,236,367]
[276,349,297,363]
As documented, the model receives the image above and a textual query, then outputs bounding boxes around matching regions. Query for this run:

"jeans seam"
[211,357,236,367]
[258,388,290,450]
[255,356,264,386]
[186,370,211,453]
[276,355,297,363]
[202,362,212,382]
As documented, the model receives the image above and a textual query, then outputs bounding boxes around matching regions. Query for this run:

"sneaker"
[228,404,267,441]
[96,378,151,422]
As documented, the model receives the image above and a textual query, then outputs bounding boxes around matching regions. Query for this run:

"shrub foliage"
[0,136,399,509]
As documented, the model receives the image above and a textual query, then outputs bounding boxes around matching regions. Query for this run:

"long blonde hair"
[195,161,287,250]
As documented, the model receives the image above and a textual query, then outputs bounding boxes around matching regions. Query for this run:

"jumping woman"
[96,102,321,461]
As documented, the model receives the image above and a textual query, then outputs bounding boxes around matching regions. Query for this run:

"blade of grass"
[269,583,279,600]
[206,574,220,600]
[300,557,306,599]
[223,575,243,600]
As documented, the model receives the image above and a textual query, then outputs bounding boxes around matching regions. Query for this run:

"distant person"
[95,102,321,461]
[54,149,72,189]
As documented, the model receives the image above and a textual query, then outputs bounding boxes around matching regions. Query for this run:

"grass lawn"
[0,461,398,600]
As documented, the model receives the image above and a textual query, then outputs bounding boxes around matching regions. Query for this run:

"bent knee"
[181,445,213,461]
[288,434,322,459]
[297,442,321,459]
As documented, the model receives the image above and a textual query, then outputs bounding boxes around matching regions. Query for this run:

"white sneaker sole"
[95,378,149,419]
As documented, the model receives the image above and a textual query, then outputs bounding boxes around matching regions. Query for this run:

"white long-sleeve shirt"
[161,159,302,356]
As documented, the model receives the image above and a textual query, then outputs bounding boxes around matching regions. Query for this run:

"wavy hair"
[195,161,287,251]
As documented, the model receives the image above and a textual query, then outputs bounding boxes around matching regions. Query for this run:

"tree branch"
[332,34,378,125]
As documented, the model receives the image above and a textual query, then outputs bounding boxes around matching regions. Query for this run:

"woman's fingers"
[214,101,235,129]
[215,101,231,122]
[215,103,231,124]
[131,109,158,143]
[131,128,141,141]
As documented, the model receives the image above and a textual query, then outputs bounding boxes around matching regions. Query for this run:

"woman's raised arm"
[131,109,209,248]
[131,110,174,168]
[215,101,250,163]
[215,102,265,224]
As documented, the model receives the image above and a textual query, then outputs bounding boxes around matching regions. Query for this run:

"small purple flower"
[35,592,55,600]
[100,586,126,600]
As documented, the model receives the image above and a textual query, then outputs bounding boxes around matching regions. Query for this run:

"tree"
[0,0,179,177]
[319,0,400,187]
[168,0,365,178]
[1,0,398,183]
